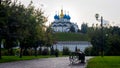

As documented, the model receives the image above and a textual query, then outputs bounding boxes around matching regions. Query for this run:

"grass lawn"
[54,32,90,41]
[87,56,120,68]
[0,55,55,63]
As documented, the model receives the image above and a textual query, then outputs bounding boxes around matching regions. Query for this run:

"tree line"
[82,23,120,56]
[0,0,54,59]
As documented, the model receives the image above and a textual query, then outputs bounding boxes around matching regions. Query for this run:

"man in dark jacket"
[77,49,85,63]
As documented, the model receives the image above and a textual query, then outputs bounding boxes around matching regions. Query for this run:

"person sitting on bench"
[77,49,85,63]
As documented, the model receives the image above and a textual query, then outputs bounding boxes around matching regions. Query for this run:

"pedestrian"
[81,52,85,63]
[77,49,82,60]
[77,49,85,63]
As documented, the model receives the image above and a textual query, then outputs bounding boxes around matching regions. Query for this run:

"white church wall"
[53,41,92,52]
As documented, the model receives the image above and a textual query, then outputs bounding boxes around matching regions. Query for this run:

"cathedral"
[51,9,79,32]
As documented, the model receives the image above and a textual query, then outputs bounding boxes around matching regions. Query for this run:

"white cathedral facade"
[51,9,79,32]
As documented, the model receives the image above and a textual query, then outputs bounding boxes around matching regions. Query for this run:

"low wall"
[53,41,92,52]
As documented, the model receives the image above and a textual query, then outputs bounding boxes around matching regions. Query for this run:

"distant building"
[53,41,92,52]
[51,9,79,32]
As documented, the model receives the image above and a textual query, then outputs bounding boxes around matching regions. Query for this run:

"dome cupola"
[54,14,59,20]
[63,14,67,19]
[66,14,71,20]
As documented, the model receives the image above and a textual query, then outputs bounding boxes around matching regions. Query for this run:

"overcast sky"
[16,0,120,28]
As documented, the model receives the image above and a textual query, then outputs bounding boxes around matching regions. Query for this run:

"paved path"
[0,56,93,68]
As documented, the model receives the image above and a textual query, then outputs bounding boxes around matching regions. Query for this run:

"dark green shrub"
[62,46,70,55]
[42,48,49,55]
[84,46,92,56]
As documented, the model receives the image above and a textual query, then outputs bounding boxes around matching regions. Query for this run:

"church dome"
[66,15,71,20]
[54,14,59,20]
[63,14,67,19]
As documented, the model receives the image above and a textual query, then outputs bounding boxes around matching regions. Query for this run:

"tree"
[107,35,120,55]
[89,25,120,56]
[104,27,120,56]
[70,25,76,32]
[84,46,92,56]
[0,39,1,59]
[32,8,47,56]
[0,0,11,59]
[81,23,88,33]
[0,0,48,58]
[0,0,2,59]
[90,28,103,56]
[62,46,70,55]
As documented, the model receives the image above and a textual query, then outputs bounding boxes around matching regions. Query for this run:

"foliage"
[69,25,76,32]
[105,34,120,55]
[87,56,120,68]
[81,23,88,33]
[0,0,55,58]
[90,28,102,56]
[88,25,120,56]
[84,46,92,56]
[62,46,70,55]
[42,48,49,55]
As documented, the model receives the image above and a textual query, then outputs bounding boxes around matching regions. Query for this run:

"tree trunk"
[39,46,42,55]
[19,47,23,58]
[34,47,37,57]
[0,40,1,59]
[7,49,10,55]
[10,48,13,56]
[23,47,27,56]
[0,1,1,59]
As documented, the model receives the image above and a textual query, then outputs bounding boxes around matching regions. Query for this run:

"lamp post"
[95,14,104,57]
